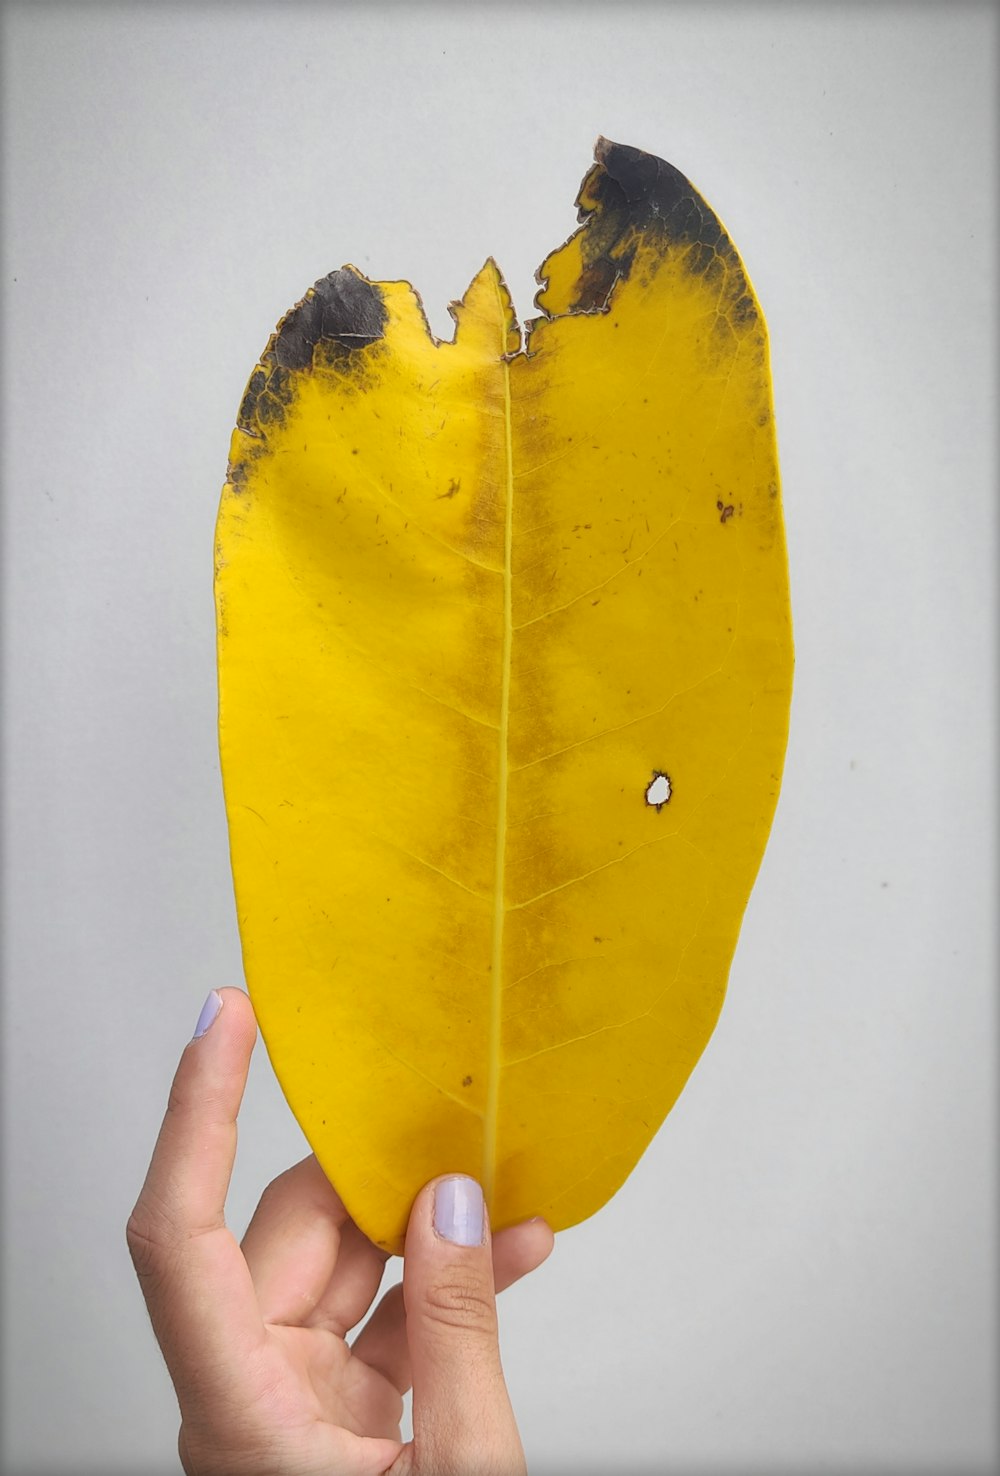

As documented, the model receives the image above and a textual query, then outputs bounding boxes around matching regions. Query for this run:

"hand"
[127,988,554,1475]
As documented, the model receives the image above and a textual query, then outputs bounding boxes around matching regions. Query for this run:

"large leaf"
[216,138,793,1251]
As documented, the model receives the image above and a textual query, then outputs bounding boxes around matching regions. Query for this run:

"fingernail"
[433,1175,485,1246]
[192,991,223,1040]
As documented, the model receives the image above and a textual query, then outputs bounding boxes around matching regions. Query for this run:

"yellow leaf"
[216,138,793,1251]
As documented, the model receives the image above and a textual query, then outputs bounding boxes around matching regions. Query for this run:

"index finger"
[127,988,265,1397]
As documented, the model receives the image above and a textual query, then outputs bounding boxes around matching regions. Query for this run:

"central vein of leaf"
[484,282,514,1206]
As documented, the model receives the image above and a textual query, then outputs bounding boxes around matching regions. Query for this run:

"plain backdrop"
[1,3,996,1474]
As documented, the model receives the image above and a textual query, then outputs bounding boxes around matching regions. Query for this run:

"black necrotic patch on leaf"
[273,270,387,370]
[237,368,268,432]
[568,138,757,325]
[237,270,387,434]
[592,139,722,250]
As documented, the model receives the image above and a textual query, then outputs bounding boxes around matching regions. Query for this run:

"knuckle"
[420,1271,498,1338]
[245,1172,294,1232]
[126,1200,173,1279]
[165,1067,231,1123]
[165,1078,191,1120]
[255,1170,292,1211]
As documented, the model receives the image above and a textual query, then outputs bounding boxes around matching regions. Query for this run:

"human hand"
[127,988,554,1475]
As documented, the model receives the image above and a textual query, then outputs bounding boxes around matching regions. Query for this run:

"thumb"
[402,1176,525,1476]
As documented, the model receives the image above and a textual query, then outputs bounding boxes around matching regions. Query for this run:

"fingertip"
[490,1215,554,1294]
[431,1174,487,1248]
[169,990,257,1129]
[186,986,257,1055]
[213,984,256,1022]
[406,1174,489,1252]
[191,989,224,1040]
[524,1215,556,1264]
[215,986,258,1047]
[357,1435,406,1474]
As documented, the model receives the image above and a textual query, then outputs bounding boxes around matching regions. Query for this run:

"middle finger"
[241,1155,351,1325]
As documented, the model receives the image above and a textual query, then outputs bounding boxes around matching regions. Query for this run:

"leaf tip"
[450,257,522,355]
[527,137,758,346]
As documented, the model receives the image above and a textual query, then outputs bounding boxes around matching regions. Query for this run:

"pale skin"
[128,987,554,1476]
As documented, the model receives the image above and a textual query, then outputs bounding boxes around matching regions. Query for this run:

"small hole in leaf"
[645,771,672,810]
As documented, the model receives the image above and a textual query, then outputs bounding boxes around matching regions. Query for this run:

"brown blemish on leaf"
[226,457,250,492]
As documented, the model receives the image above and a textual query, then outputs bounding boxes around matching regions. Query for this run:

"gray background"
[1,3,996,1474]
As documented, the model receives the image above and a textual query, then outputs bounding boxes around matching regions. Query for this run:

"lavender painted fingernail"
[434,1175,484,1246]
[192,991,223,1040]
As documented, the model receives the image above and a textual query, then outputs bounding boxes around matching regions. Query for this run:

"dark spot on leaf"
[570,252,623,312]
[236,269,387,437]
[731,293,757,326]
[462,1075,473,1087]
[274,268,387,370]
[552,138,758,326]
[255,391,286,424]
[267,364,294,403]
[683,241,716,278]
[237,368,267,427]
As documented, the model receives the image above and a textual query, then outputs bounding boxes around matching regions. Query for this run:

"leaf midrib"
[483,281,514,1204]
